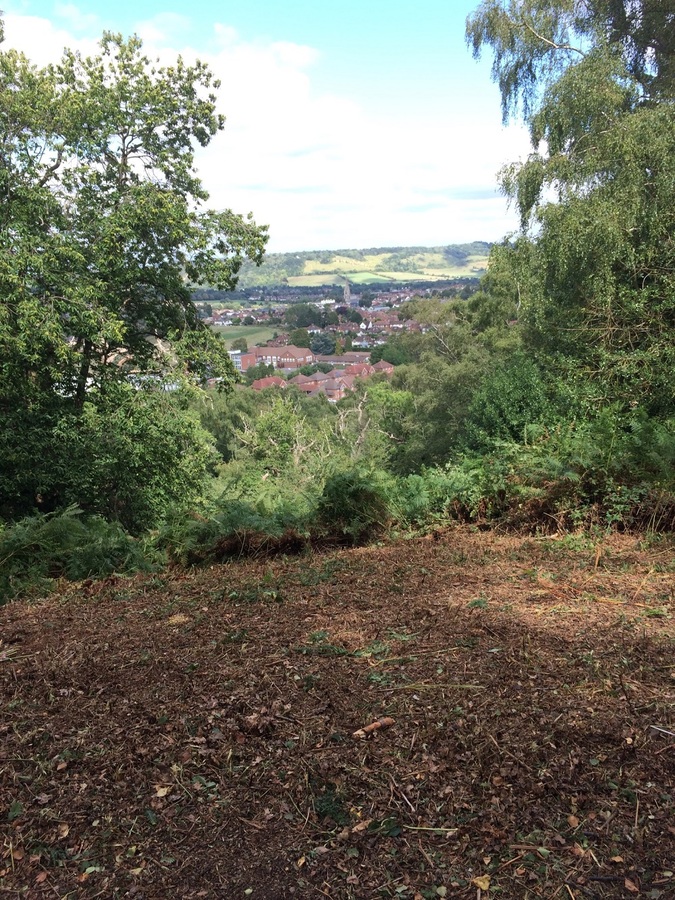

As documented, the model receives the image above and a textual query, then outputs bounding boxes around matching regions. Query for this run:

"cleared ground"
[1,529,673,898]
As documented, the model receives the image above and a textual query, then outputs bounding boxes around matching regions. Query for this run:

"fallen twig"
[352,716,395,740]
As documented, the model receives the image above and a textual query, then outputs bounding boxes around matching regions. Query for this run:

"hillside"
[236,242,491,288]
[1,528,673,898]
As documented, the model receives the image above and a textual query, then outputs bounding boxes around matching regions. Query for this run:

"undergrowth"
[2,419,674,605]
[0,507,156,604]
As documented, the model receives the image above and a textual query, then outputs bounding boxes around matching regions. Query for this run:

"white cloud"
[53,3,100,34]
[2,8,532,251]
[3,12,99,65]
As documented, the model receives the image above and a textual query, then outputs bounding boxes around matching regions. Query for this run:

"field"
[288,252,490,287]
[212,324,277,348]
[1,528,673,898]
[236,243,491,288]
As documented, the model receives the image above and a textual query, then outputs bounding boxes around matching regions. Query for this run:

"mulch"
[1,528,673,899]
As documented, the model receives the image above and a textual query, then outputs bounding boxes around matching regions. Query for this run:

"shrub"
[0,507,153,604]
[317,469,393,543]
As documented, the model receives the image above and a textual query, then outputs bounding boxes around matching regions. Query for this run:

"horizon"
[1,1,531,252]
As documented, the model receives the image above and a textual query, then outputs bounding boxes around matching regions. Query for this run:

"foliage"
[462,352,562,451]
[244,362,275,384]
[467,1,675,416]
[310,333,337,356]
[288,328,311,348]
[0,507,155,604]
[317,469,394,544]
[369,339,412,366]
[0,27,266,525]
[156,497,310,566]
[0,382,219,533]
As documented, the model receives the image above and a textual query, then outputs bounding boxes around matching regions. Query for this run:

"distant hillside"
[236,242,491,288]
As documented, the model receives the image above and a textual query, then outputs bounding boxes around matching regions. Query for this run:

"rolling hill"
[236,242,491,288]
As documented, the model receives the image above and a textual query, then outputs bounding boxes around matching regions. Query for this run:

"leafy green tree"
[370,340,412,366]
[288,328,311,348]
[244,362,275,384]
[467,0,675,416]
[462,352,557,451]
[310,333,337,356]
[284,303,322,329]
[230,337,248,352]
[0,27,267,524]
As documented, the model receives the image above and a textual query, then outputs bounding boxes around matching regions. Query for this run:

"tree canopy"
[0,26,267,528]
[467,0,675,416]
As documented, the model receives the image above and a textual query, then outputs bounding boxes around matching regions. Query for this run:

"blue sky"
[2,1,532,252]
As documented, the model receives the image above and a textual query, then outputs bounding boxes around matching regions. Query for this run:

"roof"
[251,376,286,390]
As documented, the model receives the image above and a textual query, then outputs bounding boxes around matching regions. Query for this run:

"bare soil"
[1,528,673,899]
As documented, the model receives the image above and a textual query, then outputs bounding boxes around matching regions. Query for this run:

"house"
[372,360,395,376]
[252,345,315,370]
[250,376,287,391]
[345,363,376,378]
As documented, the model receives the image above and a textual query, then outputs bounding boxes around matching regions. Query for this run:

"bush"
[317,469,393,543]
[0,507,154,604]
[157,497,310,565]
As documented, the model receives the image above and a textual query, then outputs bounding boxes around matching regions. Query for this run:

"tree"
[0,27,268,526]
[310,333,337,356]
[288,328,311,348]
[244,362,275,385]
[284,303,322,329]
[230,337,248,352]
[467,1,675,416]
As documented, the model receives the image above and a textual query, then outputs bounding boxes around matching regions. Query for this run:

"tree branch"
[508,15,585,57]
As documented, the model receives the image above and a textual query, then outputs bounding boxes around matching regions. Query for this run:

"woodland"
[1,1,674,594]
[0,3,674,897]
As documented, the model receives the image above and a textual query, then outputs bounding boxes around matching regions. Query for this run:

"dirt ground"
[1,528,673,899]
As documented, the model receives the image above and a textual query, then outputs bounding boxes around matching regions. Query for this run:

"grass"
[285,250,489,287]
[212,324,278,348]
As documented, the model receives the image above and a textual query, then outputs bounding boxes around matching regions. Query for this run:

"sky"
[2,1,533,253]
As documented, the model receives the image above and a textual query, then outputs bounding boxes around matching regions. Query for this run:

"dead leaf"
[472,875,491,891]
[57,824,69,839]
[166,614,190,625]
[624,877,639,893]
[567,814,580,827]
[35,872,48,884]
[154,785,170,797]
[297,856,305,868]
[610,855,624,863]
[11,848,24,861]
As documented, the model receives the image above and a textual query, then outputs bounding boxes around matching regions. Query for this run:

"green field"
[237,242,491,288]
[212,324,277,348]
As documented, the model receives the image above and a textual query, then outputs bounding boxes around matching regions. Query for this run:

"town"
[195,280,476,398]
